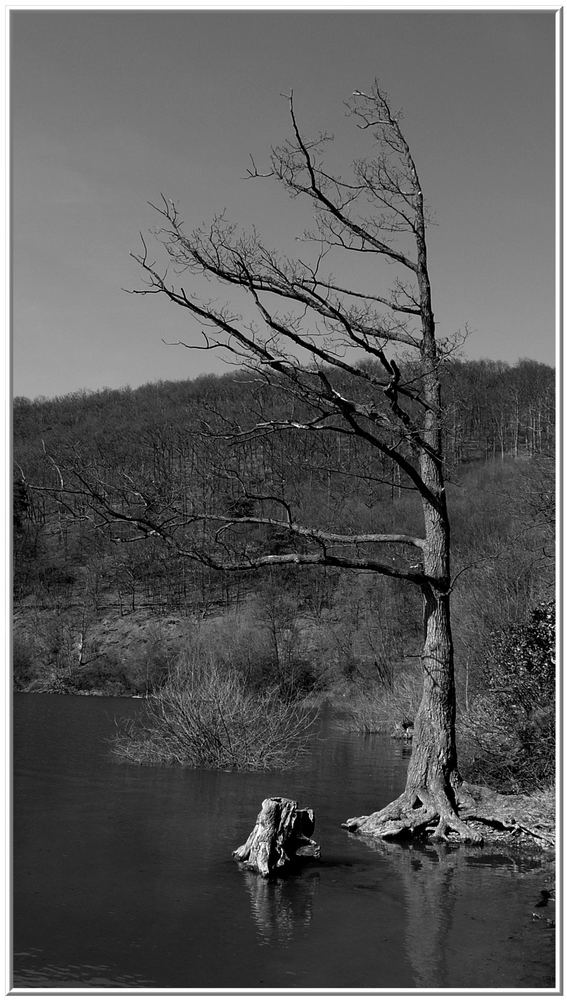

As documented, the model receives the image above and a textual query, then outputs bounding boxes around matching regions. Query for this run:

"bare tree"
[42,83,496,841]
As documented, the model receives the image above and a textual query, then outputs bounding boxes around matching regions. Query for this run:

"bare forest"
[14,356,554,800]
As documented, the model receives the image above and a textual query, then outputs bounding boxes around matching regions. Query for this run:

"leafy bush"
[487,599,555,716]
[458,599,555,791]
[449,456,554,700]
[112,644,318,770]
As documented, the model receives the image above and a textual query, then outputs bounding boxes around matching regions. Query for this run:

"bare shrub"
[457,695,525,790]
[200,606,323,698]
[458,694,555,793]
[340,668,422,734]
[13,632,44,691]
[112,645,318,770]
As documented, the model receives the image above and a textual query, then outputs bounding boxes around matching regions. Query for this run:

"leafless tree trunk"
[36,82,491,842]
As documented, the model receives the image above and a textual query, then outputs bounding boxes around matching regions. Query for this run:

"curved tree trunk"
[344,255,483,844]
[404,492,475,839]
[344,584,481,843]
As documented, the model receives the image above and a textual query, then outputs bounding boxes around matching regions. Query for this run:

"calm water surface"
[13,694,555,990]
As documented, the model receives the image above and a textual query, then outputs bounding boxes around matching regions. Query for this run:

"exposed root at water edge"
[342,782,555,848]
[343,784,483,845]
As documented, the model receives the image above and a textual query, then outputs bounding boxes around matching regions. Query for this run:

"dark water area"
[13,694,555,990]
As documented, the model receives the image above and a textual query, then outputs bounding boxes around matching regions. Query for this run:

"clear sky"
[11,9,557,400]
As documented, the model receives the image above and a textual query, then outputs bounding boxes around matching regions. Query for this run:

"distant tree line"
[13,357,554,611]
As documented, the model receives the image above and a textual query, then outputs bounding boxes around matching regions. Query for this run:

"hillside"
[13,357,554,704]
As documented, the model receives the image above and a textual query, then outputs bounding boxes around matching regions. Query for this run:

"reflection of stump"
[243,869,319,943]
[233,797,321,877]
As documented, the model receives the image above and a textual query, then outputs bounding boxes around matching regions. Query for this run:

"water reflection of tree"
[353,835,547,989]
[242,870,319,946]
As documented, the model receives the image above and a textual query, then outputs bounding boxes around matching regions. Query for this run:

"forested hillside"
[14,356,554,755]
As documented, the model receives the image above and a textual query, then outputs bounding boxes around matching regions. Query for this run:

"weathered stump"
[232,796,321,877]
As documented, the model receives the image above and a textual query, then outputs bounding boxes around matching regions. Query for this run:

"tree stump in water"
[233,797,321,877]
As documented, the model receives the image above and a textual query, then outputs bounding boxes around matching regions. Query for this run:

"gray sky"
[12,9,556,400]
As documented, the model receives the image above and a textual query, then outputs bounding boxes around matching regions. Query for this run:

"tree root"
[343,781,555,849]
[457,782,555,849]
[343,786,483,845]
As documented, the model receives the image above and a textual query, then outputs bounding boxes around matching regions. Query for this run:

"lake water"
[13,694,556,990]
